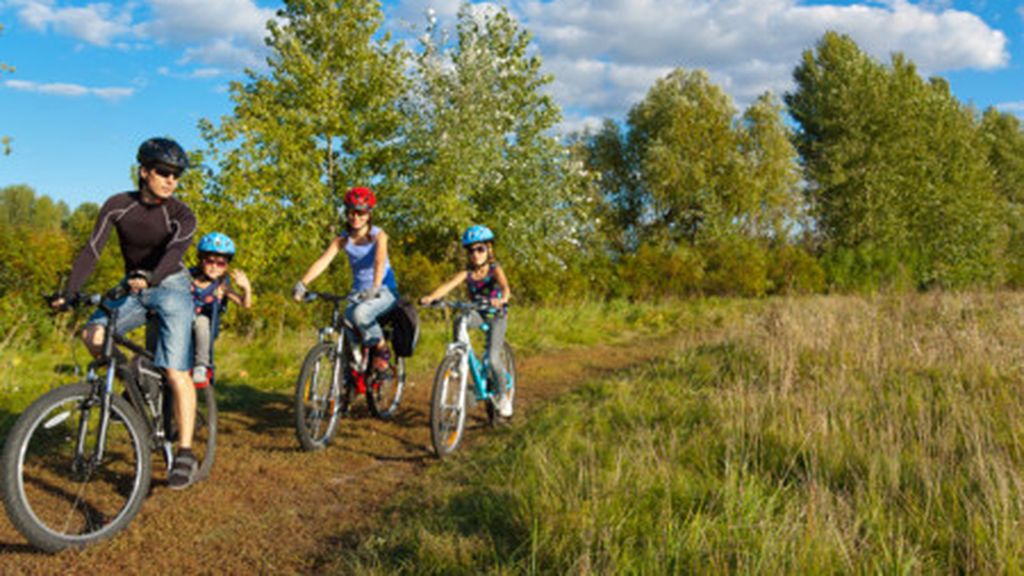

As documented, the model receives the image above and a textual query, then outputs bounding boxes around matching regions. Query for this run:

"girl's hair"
[465,241,497,269]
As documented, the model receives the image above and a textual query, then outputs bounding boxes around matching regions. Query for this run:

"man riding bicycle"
[50,137,201,489]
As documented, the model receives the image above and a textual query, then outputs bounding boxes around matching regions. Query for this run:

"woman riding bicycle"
[293,187,399,377]
[420,225,513,417]
[49,137,201,490]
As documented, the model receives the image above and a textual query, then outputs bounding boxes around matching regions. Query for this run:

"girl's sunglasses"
[466,245,488,255]
[202,255,229,267]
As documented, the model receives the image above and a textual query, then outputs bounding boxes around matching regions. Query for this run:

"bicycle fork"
[73,364,116,473]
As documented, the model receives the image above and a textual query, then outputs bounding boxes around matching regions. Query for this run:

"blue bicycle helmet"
[197,232,236,258]
[461,225,495,247]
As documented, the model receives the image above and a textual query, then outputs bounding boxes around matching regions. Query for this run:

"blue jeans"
[345,286,397,346]
[86,270,194,371]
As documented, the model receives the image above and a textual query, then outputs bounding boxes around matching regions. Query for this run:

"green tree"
[738,93,803,239]
[396,5,596,297]
[197,0,408,290]
[787,32,1001,288]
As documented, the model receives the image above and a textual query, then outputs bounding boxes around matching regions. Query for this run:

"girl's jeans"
[461,311,509,390]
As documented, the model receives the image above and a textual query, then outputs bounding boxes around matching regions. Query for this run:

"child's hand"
[490,297,504,309]
[230,269,252,293]
[419,296,433,306]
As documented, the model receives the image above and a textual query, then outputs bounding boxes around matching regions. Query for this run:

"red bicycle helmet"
[344,187,377,211]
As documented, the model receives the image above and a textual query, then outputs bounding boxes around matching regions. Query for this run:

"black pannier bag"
[384,297,420,357]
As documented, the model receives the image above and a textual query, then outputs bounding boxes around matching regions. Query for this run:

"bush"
[767,244,825,295]
[700,236,768,297]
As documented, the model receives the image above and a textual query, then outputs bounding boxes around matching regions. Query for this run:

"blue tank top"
[343,226,398,294]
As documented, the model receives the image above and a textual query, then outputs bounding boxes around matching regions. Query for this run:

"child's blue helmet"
[462,225,495,247]
[197,232,236,258]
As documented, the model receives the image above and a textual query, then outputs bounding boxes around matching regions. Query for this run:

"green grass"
[0,298,699,435]
[333,292,1024,574]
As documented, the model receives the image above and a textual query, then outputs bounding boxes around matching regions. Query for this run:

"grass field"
[0,297,707,433]
[330,292,1024,574]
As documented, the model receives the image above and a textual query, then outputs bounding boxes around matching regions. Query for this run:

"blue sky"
[1,0,1022,210]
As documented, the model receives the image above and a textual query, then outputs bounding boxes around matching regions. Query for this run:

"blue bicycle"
[426,301,516,458]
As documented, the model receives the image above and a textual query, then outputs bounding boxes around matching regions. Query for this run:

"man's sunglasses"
[151,165,182,179]
[202,255,229,267]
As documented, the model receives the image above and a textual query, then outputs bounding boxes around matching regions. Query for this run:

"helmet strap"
[138,181,164,205]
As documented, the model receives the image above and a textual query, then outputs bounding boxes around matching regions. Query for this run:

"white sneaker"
[192,365,208,384]
[498,394,513,418]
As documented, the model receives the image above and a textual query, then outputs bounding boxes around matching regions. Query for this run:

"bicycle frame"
[448,310,498,404]
[309,292,374,396]
[74,289,173,469]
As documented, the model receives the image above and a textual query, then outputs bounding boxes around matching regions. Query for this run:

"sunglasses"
[347,209,370,218]
[467,245,488,255]
[151,165,182,180]
[202,255,229,267]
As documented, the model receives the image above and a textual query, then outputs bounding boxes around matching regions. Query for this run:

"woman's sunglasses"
[466,245,488,255]
[202,255,229,268]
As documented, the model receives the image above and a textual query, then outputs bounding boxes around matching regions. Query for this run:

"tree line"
[3,1,1024,349]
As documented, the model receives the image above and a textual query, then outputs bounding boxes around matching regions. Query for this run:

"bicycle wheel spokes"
[3,384,151,552]
[295,343,341,451]
[367,355,405,420]
[430,354,466,458]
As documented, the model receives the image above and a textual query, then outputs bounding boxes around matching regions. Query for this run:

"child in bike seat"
[419,225,513,417]
[190,232,253,385]
[292,187,400,376]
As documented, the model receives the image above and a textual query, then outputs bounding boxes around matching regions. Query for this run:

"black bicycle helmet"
[137,137,189,171]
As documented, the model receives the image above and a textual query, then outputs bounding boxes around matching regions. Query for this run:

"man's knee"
[81,325,104,349]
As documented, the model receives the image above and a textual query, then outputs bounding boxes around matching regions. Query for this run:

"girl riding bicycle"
[189,232,253,386]
[293,187,399,375]
[420,225,513,417]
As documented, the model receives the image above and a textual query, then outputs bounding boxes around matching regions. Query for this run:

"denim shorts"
[86,269,194,371]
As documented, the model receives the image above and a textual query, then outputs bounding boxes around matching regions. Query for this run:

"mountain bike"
[0,286,217,553]
[294,291,406,451]
[426,301,516,458]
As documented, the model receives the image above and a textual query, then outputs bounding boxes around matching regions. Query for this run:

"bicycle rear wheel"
[1,382,152,553]
[191,384,217,481]
[485,342,517,425]
[367,351,405,420]
[430,353,467,458]
[295,343,342,451]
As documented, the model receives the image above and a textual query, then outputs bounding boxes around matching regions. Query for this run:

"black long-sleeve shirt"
[66,191,196,296]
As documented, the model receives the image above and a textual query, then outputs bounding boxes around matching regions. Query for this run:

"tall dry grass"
[341,292,1024,574]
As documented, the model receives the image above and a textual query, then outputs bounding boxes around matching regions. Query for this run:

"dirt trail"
[0,333,680,573]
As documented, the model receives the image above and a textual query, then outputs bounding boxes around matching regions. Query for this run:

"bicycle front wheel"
[295,343,342,451]
[1,382,152,553]
[367,354,405,420]
[430,353,467,458]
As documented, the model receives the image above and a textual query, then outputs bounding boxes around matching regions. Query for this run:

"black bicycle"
[294,291,406,451]
[0,286,217,552]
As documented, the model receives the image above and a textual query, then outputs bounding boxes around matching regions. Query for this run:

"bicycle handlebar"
[422,300,505,314]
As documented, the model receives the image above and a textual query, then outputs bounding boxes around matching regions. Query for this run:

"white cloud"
[512,0,1010,121]
[4,78,134,100]
[140,0,275,46]
[12,0,135,46]
[178,37,265,70]
[998,101,1024,114]
[9,0,276,72]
